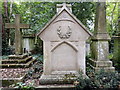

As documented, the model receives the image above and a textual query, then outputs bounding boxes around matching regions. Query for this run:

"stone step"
[0,68,28,87]
[91,65,115,72]
[36,85,75,90]
[8,54,28,59]
[1,74,26,87]
[2,56,32,64]
[1,85,75,90]
[0,58,36,68]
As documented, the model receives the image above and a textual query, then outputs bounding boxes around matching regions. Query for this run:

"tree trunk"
[2,0,10,55]
[0,2,2,56]
[118,3,120,35]
[3,0,9,38]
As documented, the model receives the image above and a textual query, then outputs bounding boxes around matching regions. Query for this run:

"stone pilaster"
[90,2,115,72]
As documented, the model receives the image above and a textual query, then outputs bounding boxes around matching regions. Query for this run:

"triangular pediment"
[37,6,92,37]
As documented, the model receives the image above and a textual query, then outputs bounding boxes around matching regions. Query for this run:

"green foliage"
[76,69,120,89]
[75,72,94,89]
[13,82,35,90]
[72,2,95,31]
[2,2,96,55]
[9,2,96,33]
[2,45,13,55]
[9,2,56,34]
[108,53,113,60]
[0,55,8,59]
[2,2,95,44]
[30,44,42,54]
[112,58,120,72]
[25,54,43,79]
[106,2,118,36]
[32,54,43,63]
[63,73,76,83]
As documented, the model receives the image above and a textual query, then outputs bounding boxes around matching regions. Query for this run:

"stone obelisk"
[90,2,115,72]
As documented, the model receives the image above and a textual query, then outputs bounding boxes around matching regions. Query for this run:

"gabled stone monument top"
[38,3,92,84]
[38,3,92,39]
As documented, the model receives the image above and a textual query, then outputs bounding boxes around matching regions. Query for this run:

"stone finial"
[56,3,72,13]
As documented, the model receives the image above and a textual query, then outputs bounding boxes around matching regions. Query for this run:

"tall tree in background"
[113,2,120,71]
[0,1,2,57]
[106,3,118,36]
[72,2,95,31]
[2,0,10,55]
[118,3,120,35]
[2,2,95,55]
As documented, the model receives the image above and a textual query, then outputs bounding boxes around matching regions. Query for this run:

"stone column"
[90,2,115,72]
[112,3,120,70]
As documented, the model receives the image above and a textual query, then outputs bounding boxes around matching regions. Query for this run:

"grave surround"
[38,3,92,84]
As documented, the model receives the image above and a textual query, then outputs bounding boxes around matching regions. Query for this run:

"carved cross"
[56,3,72,12]
[5,14,29,55]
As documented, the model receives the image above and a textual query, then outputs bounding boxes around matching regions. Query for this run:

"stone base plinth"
[39,71,80,85]
[89,58,115,72]
[1,75,26,87]
[2,85,75,90]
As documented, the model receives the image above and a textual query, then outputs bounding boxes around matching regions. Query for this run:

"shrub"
[11,82,35,90]
[75,71,95,90]
[75,69,120,89]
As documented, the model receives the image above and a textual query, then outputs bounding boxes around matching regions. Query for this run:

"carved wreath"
[57,26,72,39]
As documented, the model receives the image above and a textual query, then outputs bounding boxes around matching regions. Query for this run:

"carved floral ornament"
[57,26,72,39]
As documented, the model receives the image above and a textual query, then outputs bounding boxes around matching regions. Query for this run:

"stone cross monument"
[38,3,92,84]
[90,2,115,72]
[5,14,29,55]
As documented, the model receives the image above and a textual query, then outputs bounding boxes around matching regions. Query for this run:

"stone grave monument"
[5,14,29,55]
[0,14,36,68]
[38,3,92,84]
[23,34,35,54]
[90,2,115,72]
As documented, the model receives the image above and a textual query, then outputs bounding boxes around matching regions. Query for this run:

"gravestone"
[38,3,92,84]
[86,42,90,56]
[23,34,35,53]
[5,14,29,55]
[90,2,115,72]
